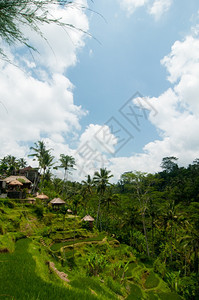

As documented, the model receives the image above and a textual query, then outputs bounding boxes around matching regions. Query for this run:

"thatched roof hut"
[36,193,49,200]
[4,176,32,193]
[81,215,94,222]
[50,198,66,209]
[50,198,66,205]
[27,197,36,204]
[81,215,95,229]
[4,176,31,184]
[9,180,23,186]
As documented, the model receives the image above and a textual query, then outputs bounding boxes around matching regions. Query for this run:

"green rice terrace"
[0,199,183,300]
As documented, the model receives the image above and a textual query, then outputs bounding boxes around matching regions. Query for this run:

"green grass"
[70,277,117,299]
[126,284,143,300]
[145,272,160,289]
[0,238,98,300]
[158,292,183,300]
[51,234,106,251]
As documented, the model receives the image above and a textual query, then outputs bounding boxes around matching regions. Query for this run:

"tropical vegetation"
[0,150,199,299]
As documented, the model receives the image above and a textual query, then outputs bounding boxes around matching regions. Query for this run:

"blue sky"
[1,0,199,181]
[68,0,199,155]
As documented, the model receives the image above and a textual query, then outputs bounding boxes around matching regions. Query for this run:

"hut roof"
[67,209,72,213]
[50,198,66,204]
[36,193,49,200]
[81,215,94,222]
[8,180,23,186]
[4,176,31,184]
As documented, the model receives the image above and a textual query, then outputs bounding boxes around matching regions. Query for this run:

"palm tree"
[5,155,18,175]
[40,150,55,178]
[29,141,46,169]
[57,154,75,181]
[29,141,53,174]
[93,168,113,230]
[17,158,27,168]
[29,140,54,189]
[82,175,93,194]
[0,156,8,175]
[81,175,94,214]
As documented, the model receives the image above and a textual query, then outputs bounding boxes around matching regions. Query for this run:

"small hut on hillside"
[50,198,66,209]
[81,215,95,229]
[8,180,23,187]
[26,197,36,204]
[4,176,32,190]
[36,193,49,200]
[4,176,31,199]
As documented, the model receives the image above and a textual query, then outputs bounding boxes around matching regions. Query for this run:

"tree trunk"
[96,196,101,230]
[142,213,150,257]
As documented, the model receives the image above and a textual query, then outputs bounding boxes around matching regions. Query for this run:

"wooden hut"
[26,198,36,204]
[81,215,95,229]
[4,176,32,190]
[36,193,49,200]
[50,198,66,209]
[9,180,23,186]
[4,176,31,199]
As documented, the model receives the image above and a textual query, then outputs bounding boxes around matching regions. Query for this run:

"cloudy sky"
[1,0,199,182]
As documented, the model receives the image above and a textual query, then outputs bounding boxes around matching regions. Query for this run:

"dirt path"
[48,261,70,283]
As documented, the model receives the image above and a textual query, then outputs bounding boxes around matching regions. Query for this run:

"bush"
[6,200,15,208]
[106,277,123,295]
[126,284,143,300]
[86,252,107,276]
[145,272,159,289]
[153,257,166,278]
[34,204,44,218]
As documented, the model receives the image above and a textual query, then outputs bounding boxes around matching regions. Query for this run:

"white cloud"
[78,124,117,154]
[120,0,148,16]
[17,2,89,74]
[107,32,199,182]
[0,2,88,163]
[120,0,172,19]
[149,0,172,20]
[68,124,118,181]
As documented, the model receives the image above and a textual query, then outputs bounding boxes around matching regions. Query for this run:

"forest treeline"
[0,145,199,299]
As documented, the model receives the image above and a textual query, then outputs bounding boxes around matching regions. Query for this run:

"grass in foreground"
[0,238,98,300]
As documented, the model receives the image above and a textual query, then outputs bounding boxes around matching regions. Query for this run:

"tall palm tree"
[81,175,94,214]
[82,175,93,195]
[40,150,55,178]
[29,141,46,169]
[5,155,18,175]
[0,156,8,175]
[29,141,54,174]
[17,158,27,168]
[57,154,75,181]
[29,140,54,188]
[93,168,113,229]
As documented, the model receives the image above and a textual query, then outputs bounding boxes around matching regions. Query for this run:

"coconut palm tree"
[57,154,75,181]
[5,155,18,175]
[82,174,93,195]
[17,158,27,168]
[29,141,54,174]
[29,141,46,169]
[81,175,94,214]
[93,168,113,230]
[29,140,54,189]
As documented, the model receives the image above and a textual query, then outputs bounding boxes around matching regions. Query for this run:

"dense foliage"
[0,153,199,298]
